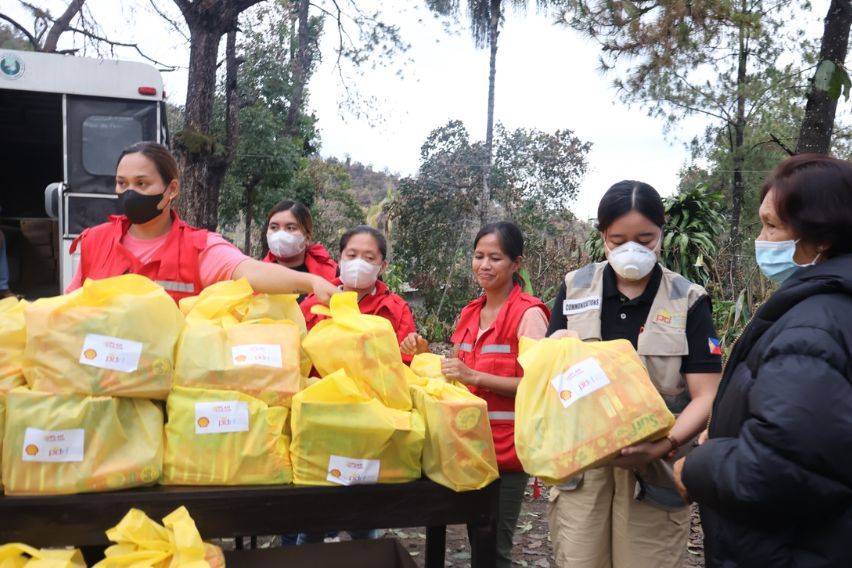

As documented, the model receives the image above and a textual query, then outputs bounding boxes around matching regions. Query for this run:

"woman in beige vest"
[546,181,722,568]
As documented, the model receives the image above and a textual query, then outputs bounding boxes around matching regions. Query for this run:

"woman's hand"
[672,457,690,503]
[549,329,580,340]
[441,357,476,385]
[610,439,671,469]
[698,428,709,445]
[401,333,429,355]
[312,276,339,305]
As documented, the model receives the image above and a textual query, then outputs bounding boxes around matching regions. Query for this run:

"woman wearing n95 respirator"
[545,180,722,568]
[299,225,426,363]
[261,200,338,285]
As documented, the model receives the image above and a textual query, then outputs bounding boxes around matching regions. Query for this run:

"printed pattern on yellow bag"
[22,275,183,400]
[515,338,675,485]
[163,386,292,486]
[290,369,424,486]
[0,297,27,394]
[1,389,163,495]
[175,279,307,406]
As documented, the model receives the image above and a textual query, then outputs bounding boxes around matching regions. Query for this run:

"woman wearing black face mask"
[67,142,339,304]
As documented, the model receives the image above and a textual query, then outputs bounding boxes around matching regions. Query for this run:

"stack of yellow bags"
[0,297,27,491]
[515,338,675,484]
[408,354,499,492]
[163,279,303,485]
[0,543,85,567]
[294,293,425,486]
[2,275,179,495]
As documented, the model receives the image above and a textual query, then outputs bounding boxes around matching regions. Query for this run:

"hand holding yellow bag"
[2,389,163,495]
[23,275,184,399]
[303,292,412,410]
[176,280,305,406]
[0,543,85,568]
[290,369,424,486]
[411,378,498,492]
[163,386,292,486]
[94,506,224,568]
[515,338,675,485]
[0,297,27,393]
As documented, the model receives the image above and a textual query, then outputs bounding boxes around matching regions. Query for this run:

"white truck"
[0,48,168,298]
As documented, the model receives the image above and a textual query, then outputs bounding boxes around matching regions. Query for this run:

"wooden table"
[0,479,499,567]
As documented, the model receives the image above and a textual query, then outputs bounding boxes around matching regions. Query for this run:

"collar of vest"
[452,285,527,347]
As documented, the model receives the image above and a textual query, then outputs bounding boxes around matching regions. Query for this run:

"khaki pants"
[547,466,689,568]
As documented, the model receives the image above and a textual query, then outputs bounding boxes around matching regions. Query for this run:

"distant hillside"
[325,156,400,208]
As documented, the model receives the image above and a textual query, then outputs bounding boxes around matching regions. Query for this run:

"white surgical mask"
[339,258,382,289]
[605,240,658,281]
[267,230,306,259]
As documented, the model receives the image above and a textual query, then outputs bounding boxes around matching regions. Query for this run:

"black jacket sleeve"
[546,283,567,337]
[683,325,852,518]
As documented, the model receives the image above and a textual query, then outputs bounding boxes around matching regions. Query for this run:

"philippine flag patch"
[708,337,723,356]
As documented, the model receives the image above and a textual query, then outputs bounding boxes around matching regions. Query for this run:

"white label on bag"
[79,333,143,373]
[195,401,250,434]
[551,357,611,409]
[327,455,381,486]
[22,427,85,462]
[563,296,600,315]
[231,344,283,368]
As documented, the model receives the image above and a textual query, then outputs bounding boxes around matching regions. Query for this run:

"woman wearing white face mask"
[299,225,426,362]
[261,200,338,285]
[546,181,722,568]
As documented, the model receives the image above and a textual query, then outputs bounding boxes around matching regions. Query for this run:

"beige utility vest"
[562,261,708,414]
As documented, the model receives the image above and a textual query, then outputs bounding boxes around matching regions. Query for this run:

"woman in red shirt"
[68,142,337,305]
[261,200,337,283]
[300,225,426,362]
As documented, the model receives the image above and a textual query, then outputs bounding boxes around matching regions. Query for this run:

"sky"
[2,0,837,219]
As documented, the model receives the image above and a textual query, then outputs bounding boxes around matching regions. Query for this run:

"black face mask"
[119,189,166,225]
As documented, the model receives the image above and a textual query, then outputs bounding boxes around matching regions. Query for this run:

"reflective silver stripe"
[458,343,474,352]
[488,411,515,420]
[481,344,511,354]
[155,280,195,293]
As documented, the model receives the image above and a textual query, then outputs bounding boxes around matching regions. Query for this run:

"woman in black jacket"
[674,154,852,567]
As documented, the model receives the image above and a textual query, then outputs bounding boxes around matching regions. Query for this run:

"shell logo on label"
[234,354,248,364]
[197,416,210,428]
[559,390,573,401]
[25,444,39,456]
[330,469,342,478]
[454,407,482,431]
[83,348,98,360]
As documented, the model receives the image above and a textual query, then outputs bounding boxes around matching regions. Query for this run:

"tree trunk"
[481,0,501,226]
[42,0,86,52]
[243,178,258,254]
[285,0,311,137]
[728,13,749,290]
[796,0,852,154]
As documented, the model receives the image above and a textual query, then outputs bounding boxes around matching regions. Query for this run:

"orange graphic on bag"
[25,444,39,456]
[330,468,342,478]
[197,417,210,428]
[83,348,98,360]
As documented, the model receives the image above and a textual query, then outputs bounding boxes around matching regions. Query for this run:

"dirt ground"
[391,481,705,568]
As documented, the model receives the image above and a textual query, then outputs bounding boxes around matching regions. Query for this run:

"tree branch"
[148,0,188,42]
[769,132,795,156]
[0,12,39,49]
[43,0,86,52]
[66,25,179,70]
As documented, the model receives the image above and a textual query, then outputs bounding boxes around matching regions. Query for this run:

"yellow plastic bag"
[1,389,163,495]
[0,297,27,393]
[175,280,305,406]
[23,275,184,400]
[0,543,85,567]
[0,394,5,489]
[290,369,424,486]
[163,386,292,486]
[94,506,224,568]
[303,292,412,410]
[180,278,312,382]
[515,338,675,485]
[411,378,498,492]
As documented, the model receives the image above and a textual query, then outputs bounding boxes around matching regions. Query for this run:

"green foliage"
[584,184,726,286]
[814,60,851,101]
[390,120,591,333]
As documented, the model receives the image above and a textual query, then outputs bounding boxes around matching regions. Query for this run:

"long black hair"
[260,200,313,258]
[474,221,526,287]
[339,225,388,260]
[597,180,665,232]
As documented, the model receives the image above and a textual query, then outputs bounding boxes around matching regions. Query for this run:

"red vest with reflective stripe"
[451,285,550,472]
[262,243,338,282]
[70,213,207,303]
